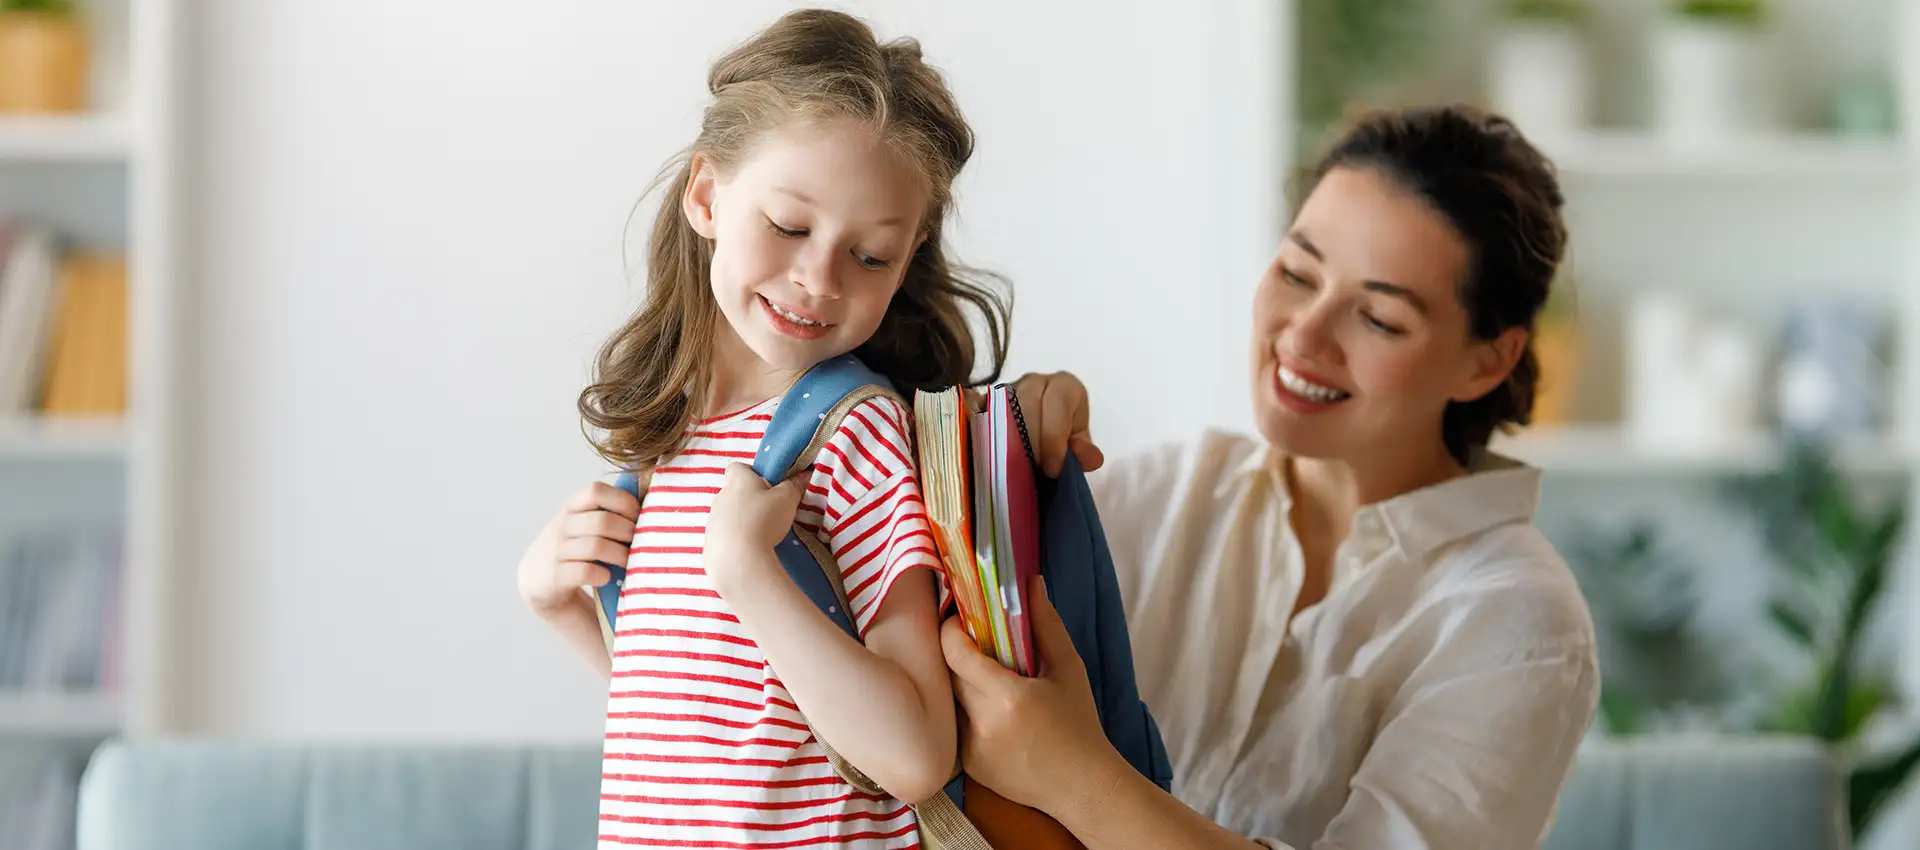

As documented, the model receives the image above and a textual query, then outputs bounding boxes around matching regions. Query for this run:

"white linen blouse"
[1088,430,1600,850]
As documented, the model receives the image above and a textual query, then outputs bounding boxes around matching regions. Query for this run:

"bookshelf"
[0,114,130,162]
[0,0,179,844]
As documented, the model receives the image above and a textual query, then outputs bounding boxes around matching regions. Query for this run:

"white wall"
[177,0,1286,740]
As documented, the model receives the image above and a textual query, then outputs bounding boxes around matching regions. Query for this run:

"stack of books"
[913,384,1041,676]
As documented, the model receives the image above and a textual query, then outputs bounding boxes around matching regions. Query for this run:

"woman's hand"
[516,480,639,619]
[974,371,1103,477]
[941,576,1130,820]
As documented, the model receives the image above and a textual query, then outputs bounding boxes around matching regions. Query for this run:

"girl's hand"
[703,463,807,586]
[517,481,640,619]
[1008,371,1103,477]
[941,576,1129,820]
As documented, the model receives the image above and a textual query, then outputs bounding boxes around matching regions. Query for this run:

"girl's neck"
[705,319,804,419]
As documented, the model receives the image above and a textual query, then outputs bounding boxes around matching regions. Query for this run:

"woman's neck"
[1281,435,1465,543]
[706,322,803,419]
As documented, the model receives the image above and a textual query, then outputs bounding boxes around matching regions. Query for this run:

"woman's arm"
[942,579,1260,850]
[945,576,1600,850]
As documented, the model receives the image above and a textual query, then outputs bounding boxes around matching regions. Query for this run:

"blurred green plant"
[1564,520,1721,735]
[0,0,76,14]
[1723,439,1917,835]
[1295,0,1438,157]
[1575,439,1919,837]
[1674,0,1764,24]
[1504,0,1590,22]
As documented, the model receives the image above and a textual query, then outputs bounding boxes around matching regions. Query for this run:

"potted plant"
[1651,0,1778,145]
[1487,0,1592,141]
[0,0,87,113]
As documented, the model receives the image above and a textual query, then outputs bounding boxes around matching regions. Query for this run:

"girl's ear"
[1451,326,1528,403]
[682,155,719,239]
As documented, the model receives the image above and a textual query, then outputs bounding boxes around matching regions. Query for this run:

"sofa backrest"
[74,735,1848,850]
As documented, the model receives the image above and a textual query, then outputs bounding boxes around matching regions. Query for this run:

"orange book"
[40,253,127,415]
[912,386,995,653]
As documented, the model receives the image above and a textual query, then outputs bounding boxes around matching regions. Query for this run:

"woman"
[961,104,1600,849]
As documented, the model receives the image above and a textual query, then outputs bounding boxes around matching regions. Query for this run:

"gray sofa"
[72,735,1848,850]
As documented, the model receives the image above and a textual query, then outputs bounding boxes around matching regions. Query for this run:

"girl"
[515,10,1009,848]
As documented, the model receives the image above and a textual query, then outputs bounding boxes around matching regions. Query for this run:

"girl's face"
[685,120,928,378]
[1248,166,1521,462]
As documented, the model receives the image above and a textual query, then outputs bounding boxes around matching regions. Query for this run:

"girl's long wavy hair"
[579,9,1011,470]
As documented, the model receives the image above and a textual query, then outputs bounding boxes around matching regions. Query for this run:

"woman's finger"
[1032,372,1095,477]
[942,615,1015,687]
[1070,434,1106,474]
[1027,576,1088,685]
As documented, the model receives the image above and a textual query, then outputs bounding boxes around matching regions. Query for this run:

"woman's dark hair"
[1296,104,1568,465]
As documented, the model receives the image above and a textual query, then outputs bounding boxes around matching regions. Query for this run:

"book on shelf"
[0,217,128,420]
[0,524,123,695]
[0,743,81,850]
[912,384,1042,676]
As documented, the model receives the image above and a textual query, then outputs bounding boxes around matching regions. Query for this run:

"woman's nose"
[1280,298,1339,361]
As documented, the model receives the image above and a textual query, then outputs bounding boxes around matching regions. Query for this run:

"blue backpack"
[594,355,1171,844]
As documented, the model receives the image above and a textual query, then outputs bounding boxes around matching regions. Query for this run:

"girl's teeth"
[1279,366,1349,403]
[768,300,824,327]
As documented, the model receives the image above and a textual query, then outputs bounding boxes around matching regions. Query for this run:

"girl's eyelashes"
[768,216,895,271]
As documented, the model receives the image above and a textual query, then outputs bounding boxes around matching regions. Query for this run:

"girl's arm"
[706,452,952,805]
[544,589,615,683]
[709,524,955,804]
[517,480,637,683]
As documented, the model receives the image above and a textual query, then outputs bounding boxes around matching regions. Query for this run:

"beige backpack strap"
[785,387,996,850]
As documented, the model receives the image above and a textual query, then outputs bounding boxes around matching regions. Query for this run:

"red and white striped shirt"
[597,394,941,849]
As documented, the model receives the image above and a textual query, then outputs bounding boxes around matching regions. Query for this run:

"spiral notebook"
[913,384,1040,676]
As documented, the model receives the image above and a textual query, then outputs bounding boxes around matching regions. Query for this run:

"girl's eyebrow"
[774,185,910,228]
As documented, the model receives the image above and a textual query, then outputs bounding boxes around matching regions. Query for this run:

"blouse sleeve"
[1256,581,1599,850]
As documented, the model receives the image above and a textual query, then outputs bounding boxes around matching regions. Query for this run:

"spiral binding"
[996,383,1036,463]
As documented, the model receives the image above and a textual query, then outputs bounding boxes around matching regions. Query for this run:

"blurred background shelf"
[1540,131,1909,180]
[0,417,127,459]
[0,693,121,737]
[1493,425,1910,476]
[0,114,130,162]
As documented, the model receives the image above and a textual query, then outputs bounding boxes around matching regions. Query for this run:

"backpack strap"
[589,468,650,655]
[751,356,896,641]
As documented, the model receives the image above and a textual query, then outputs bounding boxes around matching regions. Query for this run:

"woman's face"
[1248,165,1518,462]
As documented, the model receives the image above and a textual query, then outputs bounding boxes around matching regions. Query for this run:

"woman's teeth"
[1279,366,1350,403]
[766,298,825,327]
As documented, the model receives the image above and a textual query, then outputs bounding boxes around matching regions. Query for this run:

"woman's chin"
[1254,406,1356,460]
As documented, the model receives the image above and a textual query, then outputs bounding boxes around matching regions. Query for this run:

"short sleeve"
[797,395,942,636]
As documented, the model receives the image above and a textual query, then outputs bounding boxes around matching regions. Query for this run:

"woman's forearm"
[1056,756,1265,850]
